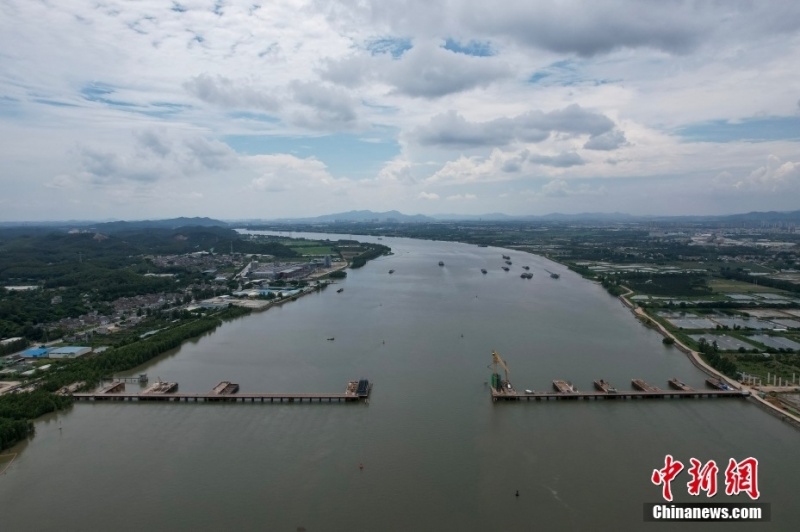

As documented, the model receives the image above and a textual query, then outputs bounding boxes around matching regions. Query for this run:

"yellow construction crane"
[491,350,510,383]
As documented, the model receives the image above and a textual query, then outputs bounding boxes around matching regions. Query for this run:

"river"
[1,233,797,531]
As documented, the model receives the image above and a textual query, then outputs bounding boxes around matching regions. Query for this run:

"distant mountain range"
[85,217,228,232]
[264,210,436,223]
[249,209,800,224]
[3,210,800,230]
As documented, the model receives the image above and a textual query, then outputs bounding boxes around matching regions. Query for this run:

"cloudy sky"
[1,1,799,221]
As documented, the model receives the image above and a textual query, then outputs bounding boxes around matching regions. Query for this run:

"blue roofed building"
[21,347,50,358]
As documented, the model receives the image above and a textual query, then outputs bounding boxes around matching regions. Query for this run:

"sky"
[1,0,800,221]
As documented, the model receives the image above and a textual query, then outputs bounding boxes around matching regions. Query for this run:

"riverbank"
[0,306,251,451]
[617,289,800,429]
[204,281,333,311]
[205,263,348,311]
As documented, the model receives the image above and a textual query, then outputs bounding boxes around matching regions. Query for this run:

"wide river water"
[1,232,798,531]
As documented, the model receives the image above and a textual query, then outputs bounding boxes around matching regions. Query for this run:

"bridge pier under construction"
[72,379,372,405]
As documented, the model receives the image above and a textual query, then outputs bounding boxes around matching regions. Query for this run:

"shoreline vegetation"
[0,306,250,451]
[600,279,800,429]
[607,281,800,429]
[0,232,390,452]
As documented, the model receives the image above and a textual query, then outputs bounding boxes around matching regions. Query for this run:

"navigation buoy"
[515,490,519,497]
[359,463,364,470]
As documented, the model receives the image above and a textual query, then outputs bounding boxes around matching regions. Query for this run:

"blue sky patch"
[0,95,23,118]
[528,72,550,84]
[365,37,412,58]
[80,83,137,108]
[528,59,580,86]
[228,111,279,123]
[138,102,192,118]
[442,38,494,57]
[80,83,115,100]
[527,59,615,87]
[223,133,400,179]
[151,102,192,112]
[32,98,80,108]
[677,116,800,142]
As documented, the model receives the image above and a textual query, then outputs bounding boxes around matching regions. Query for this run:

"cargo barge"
[553,380,577,393]
[706,377,733,391]
[211,381,239,395]
[668,378,693,391]
[631,379,660,392]
[594,379,617,393]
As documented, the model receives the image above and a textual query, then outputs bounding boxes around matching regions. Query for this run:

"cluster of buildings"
[148,251,249,272]
[1,345,94,383]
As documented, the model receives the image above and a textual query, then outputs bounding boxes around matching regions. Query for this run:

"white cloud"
[418,191,440,200]
[49,129,238,189]
[411,105,617,148]
[716,155,800,192]
[321,40,511,98]
[583,129,628,151]
[288,80,360,130]
[378,158,417,185]
[183,74,279,111]
[540,179,606,198]
[327,1,800,56]
[446,193,477,201]
[247,153,347,193]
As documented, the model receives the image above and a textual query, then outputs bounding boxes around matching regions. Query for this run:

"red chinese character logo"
[687,458,719,497]
[724,457,760,500]
[652,454,684,501]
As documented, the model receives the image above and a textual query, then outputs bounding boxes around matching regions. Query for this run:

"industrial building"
[247,261,318,280]
[49,346,92,359]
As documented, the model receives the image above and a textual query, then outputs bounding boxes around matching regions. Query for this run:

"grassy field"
[734,355,800,382]
[708,278,786,294]
[269,238,336,256]
[290,246,335,255]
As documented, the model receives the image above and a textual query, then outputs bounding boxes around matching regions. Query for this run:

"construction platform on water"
[488,351,749,402]
[491,386,749,401]
[72,379,372,404]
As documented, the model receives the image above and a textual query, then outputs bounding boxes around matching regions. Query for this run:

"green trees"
[697,337,738,378]
[349,243,390,269]
[0,390,73,451]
